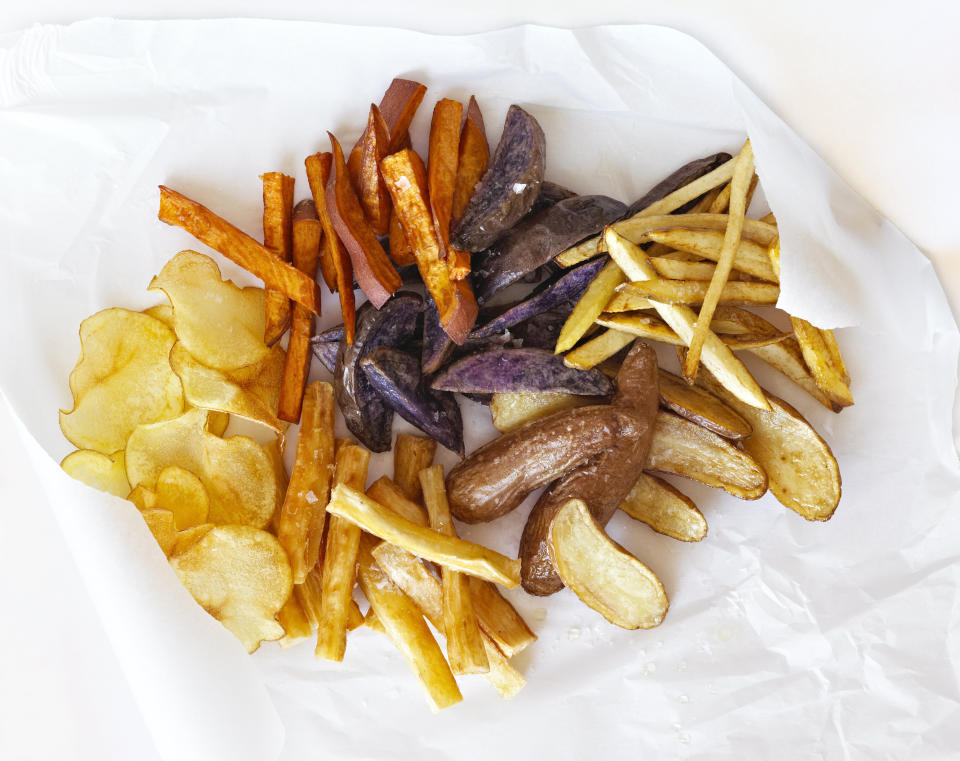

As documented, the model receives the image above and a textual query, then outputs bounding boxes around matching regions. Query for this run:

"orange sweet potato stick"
[358,104,392,236]
[427,98,463,260]
[451,96,490,226]
[262,172,295,346]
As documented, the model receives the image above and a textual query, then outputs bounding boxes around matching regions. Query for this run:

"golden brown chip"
[59,308,184,453]
[141,508,177,556]
[206,410,230,437]
[169,525,292,653]
[127,484,157,511]
[142,304,175,329]
[172,523,215,555]
[155,465,210,529]
[61,449,129,498]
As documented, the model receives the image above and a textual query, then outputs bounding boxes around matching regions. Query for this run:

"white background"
[1,3,958,760]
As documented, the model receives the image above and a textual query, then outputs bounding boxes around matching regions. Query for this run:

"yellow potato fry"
[170,525,292,653]
[278,594,313,648]
[618,473,707,542]
[316,444,370,662]
[277,382,336,584]
[394,434,437,501]
[489,391,592,433]
[326,484,521,587]
[648,258,730,281]
[597,312,785,351]
[262,172,295,346]
[708,182,731,213]
[141,508,177,556]
[466,576,536,659]
[646,229,778,283]
[366,476,428,526]
[563,329,635,371]
[618,279,779,307]
[790,317,855,409]
[684,140,755,380]
[420,464,488,675]
[59,308,184,454]
[555,259,632,353]
[155,465,209,529]
[820,328,850,385]
[61,449,129,498]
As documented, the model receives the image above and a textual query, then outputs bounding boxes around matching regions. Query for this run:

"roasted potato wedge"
[657,369,752,439]
[618,473,707,542]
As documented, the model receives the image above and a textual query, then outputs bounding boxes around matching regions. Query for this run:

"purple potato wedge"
[421,292,456,375]
[473,195,626,303]
[529,181,577,214]
[360,347,464,455]
[335,292,422,452]
[471,257,607,339]
[452,106,546,252]
[311,338,340,374]
[513,306,574,349]
[312,323,346,343]
[622,152,732,218]
[431,347,613,396]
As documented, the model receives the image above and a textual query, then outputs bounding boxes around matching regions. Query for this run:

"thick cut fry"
[326,484,521,587]
[646,228,778,283]
[684,140,755,380]
[657,369,751,439]
[452,96,489,225]
[327,133,401,309]
[555,259,629,353]
[420,464,488,675]
[378,78,429,153]
[381,149,478,344]
[277,382,335,584]
[278,201,323,423]
[316,444,370,661]
[619,278,779,307]
[262,172,295,346]
[489,391,593,433]
[388,207,416,267]
[372,543,525,699]
[605,229,770,410]
[619,473,707,542]
[358,105,392,235]
[790,317,854,409]
[745,338,832,410]
[394,434,437,501]
[157,186,320,315]
[356,536,462,711]
[466,576,536,659]
[563,329,635,371]
[366,476,428,526]
[428,98,464,259]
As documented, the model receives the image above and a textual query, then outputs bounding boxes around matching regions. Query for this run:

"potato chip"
[156,466,210,529]
[142,304,175,329]
[59,308,184,453]
[149,251,269,371]
[127,483,157,510]
[125,408,280,528]
[141,508,177,556]
[61,449,129,497]
[169,342,286,435]
[172,523,215,555]
[206,410,230,437]
[169,525,292,652]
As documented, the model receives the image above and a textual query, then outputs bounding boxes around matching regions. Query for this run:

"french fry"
[466,576,536,658]
[618,473,707,542]
[261,172,295,346]
[645,228,778,282]
[316,444,370,661]
[372,542,526,699]
[617,279,780,308]
[708,182,731,213]
[597,311,786,351]
[820,328,851,385]
[648,258,730,281]
[157,186,321,315]
[380,148,478,344]
[347,599,365,631]
[277,594,313,648]
[489,391,593,433]
[554,259,630,353]
[394,434,437,501]
[605,228,770,410]
[388,207,416,267]
[277,382,335,583]
[356,535,462,711]
[326,483,521,587]
[326,133,401,309]
[428,98,464,259]
[790,316,854,409]
[305,152,355,340]
[420,464,489,675]
[683,140,755,380]
[278,201,323,424]
[358,104,392,235]
[452,96,489,225]
[366,476,428,527]
[563,329,635,371]
[744,338,832,409]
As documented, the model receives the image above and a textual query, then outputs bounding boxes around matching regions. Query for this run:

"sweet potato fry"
[617,279,780,307]
[563,329,635,371]
[261,172,295,346]
[277,382,335,583]
[377,78,429,152]
[157,186,321,314]
[790,316,854,409]
[326,483,521,587]
[326,134,401,309]
[366,476,428,527]
[420,464,488,675]
[381,148,478,344]
[316,444,370,661]
[356,534,462,711]
[394,434,437,501]
[358,105,392,235]
[278,201,323,424]
[428,98,464,259]
[446,248,472,281]
[466,576,536,658]
[452,96,489,225]
[388,206,416,267]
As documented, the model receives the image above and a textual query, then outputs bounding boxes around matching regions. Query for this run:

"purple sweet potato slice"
[431,347,613,396]
[452,105,546,252]
[471,257,607,339]
[312,323,346,344]
[513,306,573,349]
[623,152,732,218]
[421,292,456,375]
[335,292,422,452]
[311,338,340,374]
[360,347,464,455]
[529,181,577,214]
[472,195,626,303]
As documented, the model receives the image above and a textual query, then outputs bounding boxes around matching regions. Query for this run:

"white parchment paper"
[1,18,958,761]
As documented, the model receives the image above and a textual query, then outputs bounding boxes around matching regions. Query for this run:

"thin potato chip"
[127,484,156,511]
[142,304,175,329]
[277,594,313,648]
[155,465,210,529]
[206,410,230,437]
[142,508,177,556]
[170,525,292,653]
[172,523,215,555]
[61,449,129,498]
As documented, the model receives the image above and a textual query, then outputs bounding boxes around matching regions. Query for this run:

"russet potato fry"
[647,257,740,281]
[618,473,707,542]
[646,228,778,282]
[61,449,130,498]
[554,259,629,354]
[261,172,295,346]
[657,369,752,440]
[790,316,855,410]
[562,329,635,371]
[618,278,780,308]
[393,434,437,502]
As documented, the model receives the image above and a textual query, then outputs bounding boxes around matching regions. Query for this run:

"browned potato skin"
[519,343,659,595]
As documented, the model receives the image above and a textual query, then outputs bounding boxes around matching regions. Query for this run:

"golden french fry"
[618,279,779,308]
[366,476,428,526]
[393,434,437,501]
[261,172,295,346]
[489,391,593,433]
[563,329,635,371]
[466,576,536,659]
[790,317,854,409]
[820,328,851,385]
[316,443,370,661]
[326,484,521,587]
[420,464,488,675]
[658,369,752,439]
[277,382,336,584]
[648,258,730,281]
[597,312,786,351]
[745,338,833,410]
[645,229,778,283]
[618,473,707,542]
[61,449,130,498]
[555,259,634,353]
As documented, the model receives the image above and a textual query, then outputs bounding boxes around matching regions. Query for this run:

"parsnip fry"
[605,229,770,410]
[619,473,707,542]
[366,476,428,527]
[278,594,313,648]
[316,444,370,661]
[294,566,324,629]
[467,576,536,658]
[158,186,321,315]
[326,484,521,587]
[790,317,854,409]
[618,279,779,308]
[394,434,437,501]
[563,329,634,370]
[262,172,295,345]
[646,229,778,282]
[356,536,462,711]
[277,382,335,583]
[420,464,488,675]
[684,140,755,380]
[555,258,629,353]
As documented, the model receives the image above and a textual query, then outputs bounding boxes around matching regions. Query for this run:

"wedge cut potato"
[745,337,833,410]
[657,369,752,439]
[618,473,706,542]
[489,391,592,433]
[790,316,854,410]
[549,499,668,629]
